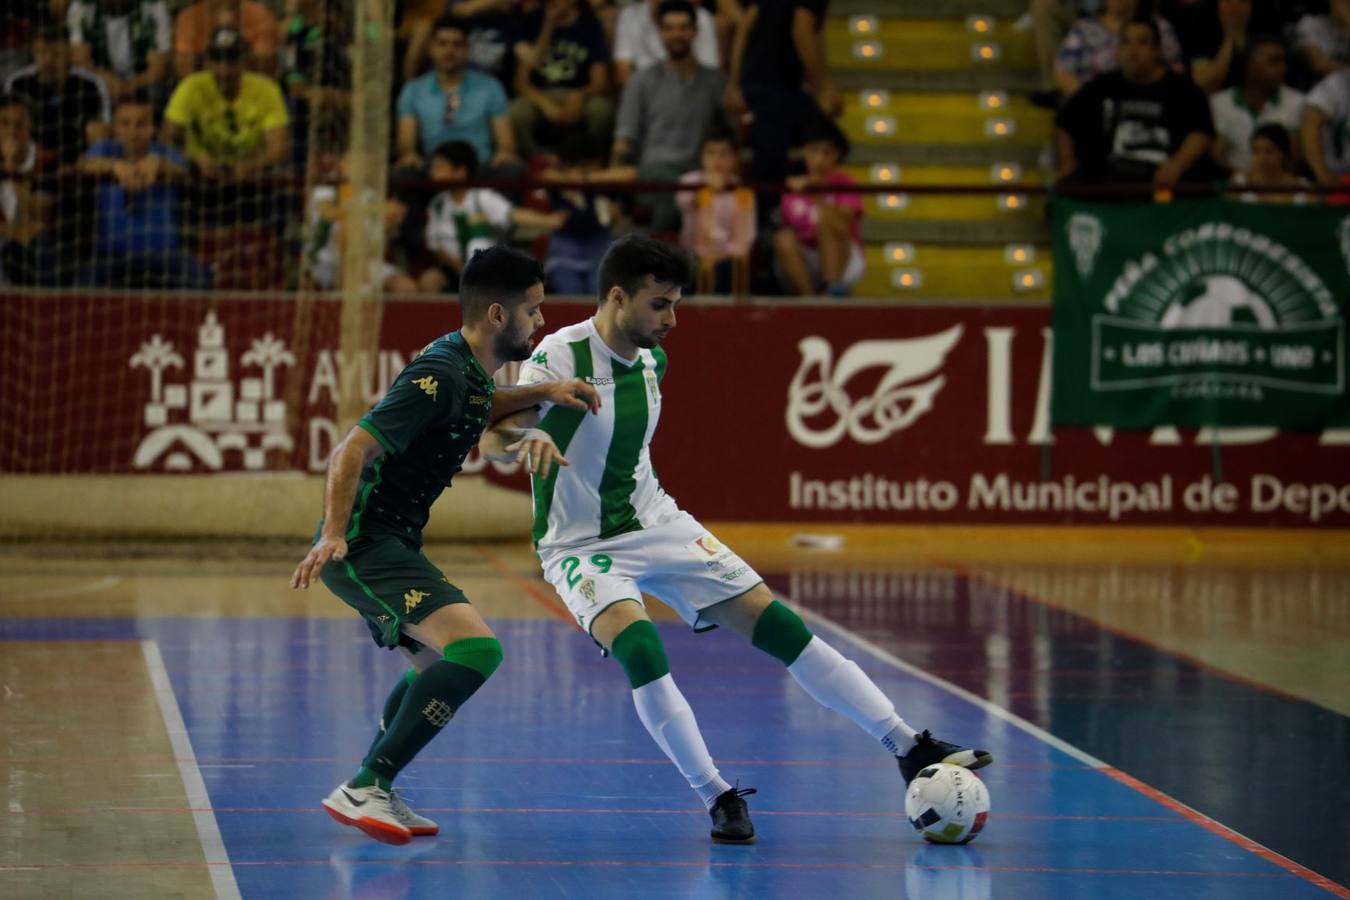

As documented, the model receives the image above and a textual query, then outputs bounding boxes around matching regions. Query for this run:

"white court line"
[796,605,1110,769]
[11,576,122,601]
[141,640,242,900]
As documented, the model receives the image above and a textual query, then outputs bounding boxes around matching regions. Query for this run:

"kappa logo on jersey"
[413,376,439,400]
[404,588,430,613]
[468,394,490,406]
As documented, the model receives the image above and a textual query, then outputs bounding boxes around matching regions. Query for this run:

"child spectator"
[540,133,613,295]
[1230,123,1310,203]
[303,143,417,293]
[676,127,754,294]
[773,117,864,297]
[76,96,213,289]
[418,139,564,293]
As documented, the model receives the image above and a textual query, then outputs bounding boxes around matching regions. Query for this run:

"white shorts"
[539,511,764,635]
[801,242,866,287]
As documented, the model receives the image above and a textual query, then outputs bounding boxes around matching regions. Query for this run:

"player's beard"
[625,323,667,349]
[496,323,535,361]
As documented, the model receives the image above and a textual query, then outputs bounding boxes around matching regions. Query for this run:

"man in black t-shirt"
[508,0,613,158]
[1055,17,1215,185]
[3,19,110,165]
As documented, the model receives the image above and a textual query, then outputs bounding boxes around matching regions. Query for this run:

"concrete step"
[829,0,1029,20]
[827,16,1036,74]
[861,218,1049,245]
[853,242,1050,299]
[851,142,1046,167]
[840,89,1052,147]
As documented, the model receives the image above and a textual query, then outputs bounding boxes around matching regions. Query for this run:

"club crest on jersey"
[531,351,548,366]
[413,376,438,400]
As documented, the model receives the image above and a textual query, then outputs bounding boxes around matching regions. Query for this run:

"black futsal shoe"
[709,787,757,844]
[898,730,994,784]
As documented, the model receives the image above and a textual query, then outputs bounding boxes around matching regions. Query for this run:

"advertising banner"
[2,292,1347,526]
[1050,197,1350,429]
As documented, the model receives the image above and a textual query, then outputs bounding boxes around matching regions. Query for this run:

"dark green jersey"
[343,331,495,544]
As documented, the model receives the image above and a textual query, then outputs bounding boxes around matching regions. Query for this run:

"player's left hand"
[547,378,601,415]
[505,429,569,476]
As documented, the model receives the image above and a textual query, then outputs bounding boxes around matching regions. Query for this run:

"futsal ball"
[904,763,990,844]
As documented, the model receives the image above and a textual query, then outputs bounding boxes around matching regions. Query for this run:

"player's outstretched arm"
[290,426,385,589]
[490,378,601,423]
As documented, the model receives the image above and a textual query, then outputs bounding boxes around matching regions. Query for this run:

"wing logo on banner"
[786,327,964,448]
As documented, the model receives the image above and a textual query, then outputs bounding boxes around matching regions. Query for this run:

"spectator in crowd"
[1055,18,1214,185]
[1055,0,1182,98]
[4,18,111,165]
[66,0,172,105]
[729,0,837,205]
[539,133,613,295]
[1180,0,1261,93]
[1028,0,1101,106]
[614,0,719,86]
[282,0,352,166]
[303,142,418,293]
[76,96,213,289]
[1210,35,1303,173]
[404,0,521,86]
[1230,122,1310,201]
[0,96,58,285]
[612,0,728,231]
[395,16,521,178]
[395,0,448,82]
[174,0,277,78]
[773,116,864,297]
[1295,0,1350,79]
[418,140,565,293]
[162,27,289,223]
[677,126,754,294]
[1303,69,1350,184]
[509,0,613,160]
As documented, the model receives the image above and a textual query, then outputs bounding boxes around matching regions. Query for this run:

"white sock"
[787,636,917,754]
[632,674,731,808]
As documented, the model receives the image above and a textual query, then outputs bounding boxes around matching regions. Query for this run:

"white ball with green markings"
[904,763,990,844]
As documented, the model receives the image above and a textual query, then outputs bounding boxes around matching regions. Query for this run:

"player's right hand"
[291,535,347,590]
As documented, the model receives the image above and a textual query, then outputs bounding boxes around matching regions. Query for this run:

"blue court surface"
[4,580,1345,900]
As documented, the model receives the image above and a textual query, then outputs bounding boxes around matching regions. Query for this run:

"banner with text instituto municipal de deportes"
[1051,198,1350,429]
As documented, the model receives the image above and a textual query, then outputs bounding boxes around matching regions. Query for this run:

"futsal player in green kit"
[483,235,992,843]
[290,246,596,845]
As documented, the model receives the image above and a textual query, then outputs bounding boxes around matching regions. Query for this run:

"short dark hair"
[1248,34,1287,56]
[700,122,738,152]
[1251,122,1292,157]
[32,18,65,43]
[656,0,697,25]
[801,113,850,160]
[1123,15,1161,47]
[459,246,544,324]
[597,234,691,305]
[432,139,479,177]
[431,16,470,38]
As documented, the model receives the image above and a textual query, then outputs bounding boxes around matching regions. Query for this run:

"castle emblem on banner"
[129,312,295,471]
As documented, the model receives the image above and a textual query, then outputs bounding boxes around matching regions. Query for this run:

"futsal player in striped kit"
[482,235,993,843]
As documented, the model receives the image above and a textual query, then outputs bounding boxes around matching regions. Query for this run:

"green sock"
[349,766,392,791]
[362,669,419,762]
[362,637,502,783]
[751,600,814,666]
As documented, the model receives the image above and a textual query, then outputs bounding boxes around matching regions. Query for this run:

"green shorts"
[319,536,470,651]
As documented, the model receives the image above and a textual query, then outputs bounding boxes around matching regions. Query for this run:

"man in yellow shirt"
[163,26,289,178]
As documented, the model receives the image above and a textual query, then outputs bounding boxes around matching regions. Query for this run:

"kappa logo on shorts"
[404,588,430,613]
[413,375,438,400]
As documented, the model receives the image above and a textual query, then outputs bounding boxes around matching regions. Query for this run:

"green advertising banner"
[1051,197,1350,429]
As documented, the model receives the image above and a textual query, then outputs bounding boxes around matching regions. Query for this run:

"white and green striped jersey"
[517,318,678,550]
